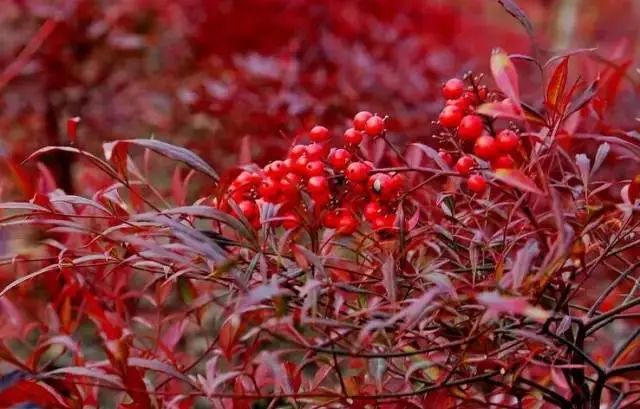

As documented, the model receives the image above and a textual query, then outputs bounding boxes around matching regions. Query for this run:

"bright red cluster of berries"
[437,76,522,194]
[219,112,406,235]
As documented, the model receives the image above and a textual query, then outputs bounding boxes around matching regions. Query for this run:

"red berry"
[346,162,371,183]
[439,150,454,167]
[389,173,406,192]
[368,173,392,196]
[293,155,309,175]
[337,213,358,235]
[373,213,396,230]
[311,191,331,207]
[442,78,465,100]
[364,201,382,222]
[306,143,327,160]
[343,128,363,145]
[353,111,373,131]
[446,98,469,111]
[455,156,474,176]
[492,154,515,170]
[307,176,329,195]
[259,177,280,201]
[496,129,519,153]
[265,160,287,178]
[439,106,463,128]
[238,200,258,220]
[474,135,498,160]
[309,125,330,142]
[305,160,325,177]
[280,173,301,200]
[322,210,340,228]
[457,115,484,141]
[328,148,351,170]
[467,174,487,194]
[282,211,301,230]
[289,144,307,159]
[235,171,260,188]
[365,115,385,136]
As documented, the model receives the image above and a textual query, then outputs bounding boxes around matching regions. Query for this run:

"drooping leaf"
[566,78,599,116]
[409,143,450,170]
[497,0,535,39]
[492,169,543,195]
[104,139,219,181]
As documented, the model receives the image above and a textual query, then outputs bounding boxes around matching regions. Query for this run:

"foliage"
[2,1,640,409]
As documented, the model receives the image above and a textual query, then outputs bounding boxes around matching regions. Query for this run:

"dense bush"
[2,1,640,409]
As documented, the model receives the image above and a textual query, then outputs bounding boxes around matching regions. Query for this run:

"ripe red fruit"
[439,150,454,167]
[346,162,370,182]
[322,210,340,228]
[309,125,330,142]
[238,200,258,220]
[365,115,385,136]
[343,128,363,145]
[259,177,280,201]
[446,97,469,111]
[328,148,351,170]
[279,173,301,199]
[457,115,483,141]
[373,213,396,230]
[496,129,519,153]
[305,160,325,177]
[455,156,474,176]
[289,144,307,159]
[265,160,287,178]
[368,173,392,197]
[474,135,498,160]
[311,191,331,207]
[439,106,463,128]
[235,171,261,187]
[293,155,309,174]
[492,154,515,170]
[353,111,373,131]
[307,176,329,195]
[389,173,406,192]
[364,201,382,222]
[282,211,301,230]
[628,174,640,202]
[306,143,327,160]
[442,78,465,100]
[337,213,358,235]
[467,174,487,194]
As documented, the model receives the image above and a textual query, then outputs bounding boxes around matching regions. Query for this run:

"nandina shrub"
[2,48,640,409]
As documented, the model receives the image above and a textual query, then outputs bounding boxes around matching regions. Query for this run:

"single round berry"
[368,173,392,197]
[457,115,484,141]
[289,144,307,159]
[311,191,331,207]
[496,129,519,153]
[389,173,406,193]
[439,106,463,128]
[235,171,261,187]
[467,174,487,194]
[373,213,396,230]
[279,173,301,200]
[337,213,358,235]
[343,128,363,145]
[265,160,287,178]
[492,154,515,170]
[322,210,340,228]
[293,155,309,174]
[307,175,329,195]
[364,201,382,222]
[442,78,465,100]
[282,211,301,230]
[446,97,469,112]
[353,111,373,131]
[474,135,498,160]
[238,200,258,220]
[346,162,371,183]
[328,148,351,170]
[306,143,327,160]
[455,156,474,176]
[309,125,330,142]
[439,150,454,167]
[259,178,280,201]
[305,160,325,177]
[365,115,385,137]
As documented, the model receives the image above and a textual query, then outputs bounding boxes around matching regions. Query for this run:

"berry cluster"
[437,76,522,194]
[220,112,406,235]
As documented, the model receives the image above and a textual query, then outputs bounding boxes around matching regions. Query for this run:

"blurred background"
[0,0,639,199]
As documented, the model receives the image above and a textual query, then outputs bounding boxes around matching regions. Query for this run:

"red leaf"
[546,57,569,113]
[490,48,521,113]
[0,379,69,408]
[104,139,219,181]
[492,168,543,195]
